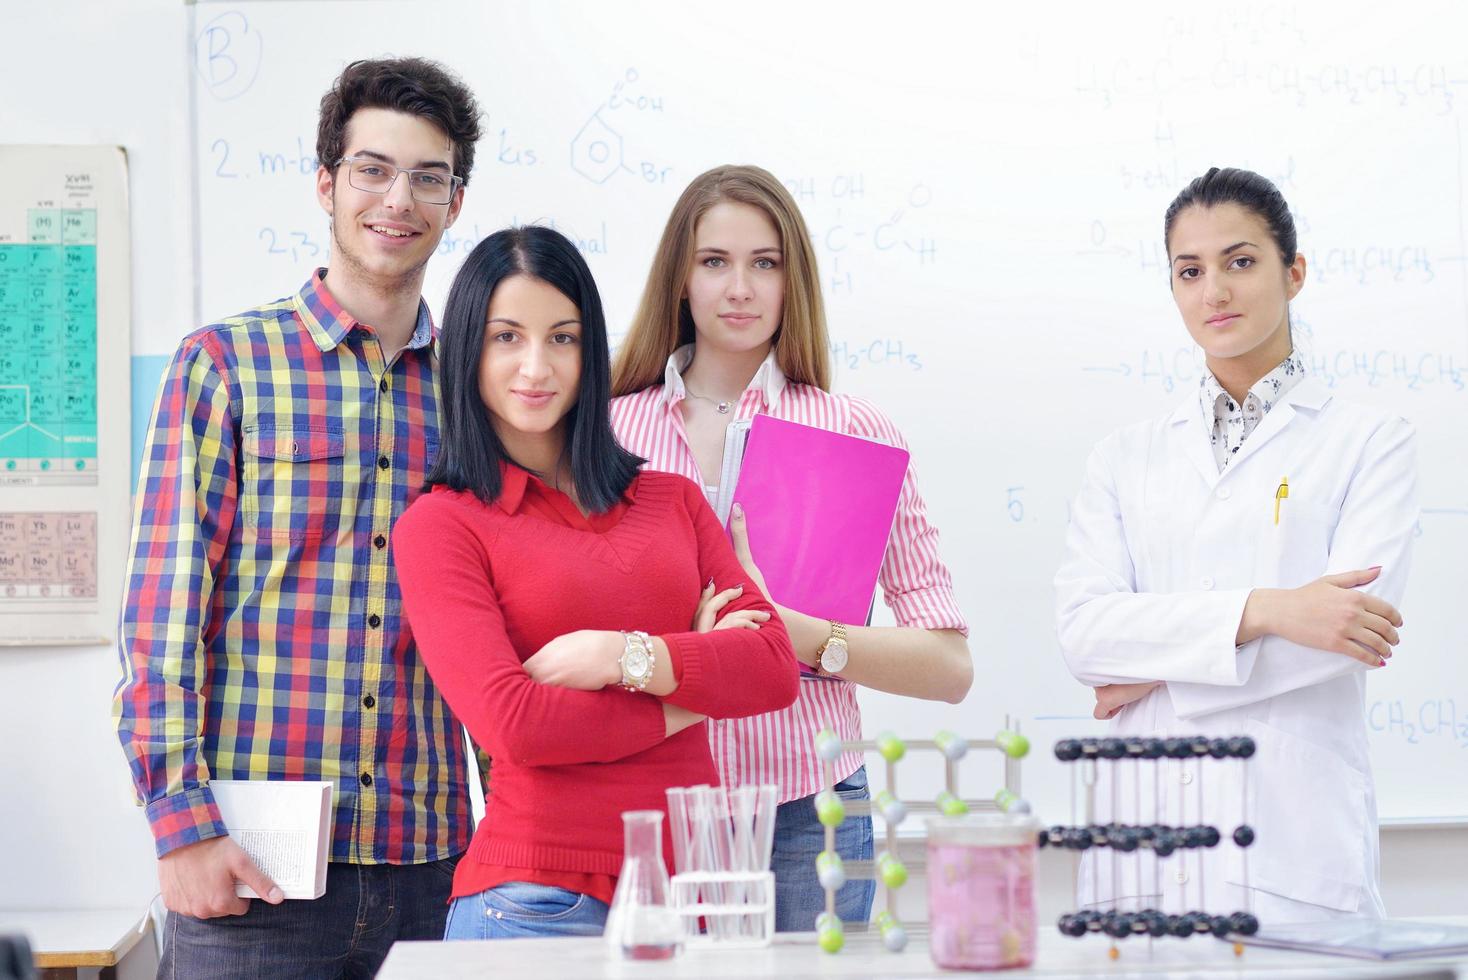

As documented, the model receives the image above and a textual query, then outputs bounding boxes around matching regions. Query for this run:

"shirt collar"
[657,343,787,411]
[495,462,531,515]
[493,460,640,515]
[293,268,435,353]
[1198,350,1307,422]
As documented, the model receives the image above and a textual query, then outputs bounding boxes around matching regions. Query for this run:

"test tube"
[756,784,777,871]
[666,787,691,875]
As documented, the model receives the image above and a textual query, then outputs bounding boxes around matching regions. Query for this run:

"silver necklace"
[683,384,735,415]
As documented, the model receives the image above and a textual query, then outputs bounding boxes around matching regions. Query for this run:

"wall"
[0,0,191,911]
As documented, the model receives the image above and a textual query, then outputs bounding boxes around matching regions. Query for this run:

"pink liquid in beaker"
[622,942,679,960]
[927,838,1037,970]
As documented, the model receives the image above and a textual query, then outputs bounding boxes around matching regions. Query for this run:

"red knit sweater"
[393,465,799,899]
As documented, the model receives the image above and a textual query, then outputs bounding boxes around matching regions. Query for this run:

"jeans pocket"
[483,882,590,922]
[834,765,870,801]
[443,896,487,941]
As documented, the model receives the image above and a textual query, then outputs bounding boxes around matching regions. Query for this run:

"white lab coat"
[1055,376,1417,923]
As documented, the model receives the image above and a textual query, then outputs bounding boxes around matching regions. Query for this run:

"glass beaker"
[605,809,682,960]
[926,813,1040,970]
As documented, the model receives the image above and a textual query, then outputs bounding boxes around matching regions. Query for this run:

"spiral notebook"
[719,415,909,673]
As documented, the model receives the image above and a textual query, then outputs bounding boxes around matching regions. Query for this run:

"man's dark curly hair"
[317,57,483,185]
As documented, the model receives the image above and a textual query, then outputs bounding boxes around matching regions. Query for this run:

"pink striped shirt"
[611,345,969,803]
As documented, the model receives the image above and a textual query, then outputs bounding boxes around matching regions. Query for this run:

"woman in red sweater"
[393,225,798,941]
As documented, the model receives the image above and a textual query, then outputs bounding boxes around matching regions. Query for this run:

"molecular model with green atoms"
[809,720,1031,954]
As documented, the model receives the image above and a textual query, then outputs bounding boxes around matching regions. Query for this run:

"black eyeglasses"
[337,156,462,205]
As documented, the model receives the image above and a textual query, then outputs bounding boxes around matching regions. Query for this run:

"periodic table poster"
[0,146,130,645]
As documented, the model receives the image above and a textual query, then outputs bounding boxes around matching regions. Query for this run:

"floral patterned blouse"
[1199,351,1307,471]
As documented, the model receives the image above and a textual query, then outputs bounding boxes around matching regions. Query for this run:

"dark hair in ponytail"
[1164,167,1297,263]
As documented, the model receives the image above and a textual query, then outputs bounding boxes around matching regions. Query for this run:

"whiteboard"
[184,0,1468,824]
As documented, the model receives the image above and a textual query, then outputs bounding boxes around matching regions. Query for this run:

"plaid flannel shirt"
[113,270,470,863]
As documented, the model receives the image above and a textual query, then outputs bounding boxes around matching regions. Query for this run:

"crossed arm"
[1060,420,1415,720]
[392,489,798,767]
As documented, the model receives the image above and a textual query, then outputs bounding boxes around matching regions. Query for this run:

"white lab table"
[379,920,1468,979]
[0,907,154,979]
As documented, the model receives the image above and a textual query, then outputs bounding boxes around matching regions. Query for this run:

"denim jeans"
[159,857,456,979]
[443,881,610,940]
[770,766,876,932]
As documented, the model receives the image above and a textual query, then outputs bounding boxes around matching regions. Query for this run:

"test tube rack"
[665,783,779,949]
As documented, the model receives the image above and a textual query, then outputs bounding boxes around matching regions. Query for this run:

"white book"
[211,779,333,900]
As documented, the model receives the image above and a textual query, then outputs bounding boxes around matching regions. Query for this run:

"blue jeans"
[443,882,610,940]
[770,766,876,932]
[159,857,456,979]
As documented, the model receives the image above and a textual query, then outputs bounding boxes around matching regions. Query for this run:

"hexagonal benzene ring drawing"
[570,112,624,184]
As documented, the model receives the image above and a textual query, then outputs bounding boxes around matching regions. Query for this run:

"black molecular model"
[1045,736,1261,958]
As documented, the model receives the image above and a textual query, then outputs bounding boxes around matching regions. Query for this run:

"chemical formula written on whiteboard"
[1080,218,1443,288]
[207,124,540,179]
[1370,698,1468,749]
[1082,346,1466,393]
[569,70,672,186]
[830,338,923,373]
[1075,57,1462,115]
[783,175,939,294]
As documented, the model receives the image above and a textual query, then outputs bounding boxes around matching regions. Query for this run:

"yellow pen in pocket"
[1274,477,1289,525]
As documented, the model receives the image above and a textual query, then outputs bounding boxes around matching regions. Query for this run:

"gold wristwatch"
[618,630,655,691]
[815,621,849,676]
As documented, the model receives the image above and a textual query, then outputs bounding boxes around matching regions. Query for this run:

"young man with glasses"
[113,58,481,977]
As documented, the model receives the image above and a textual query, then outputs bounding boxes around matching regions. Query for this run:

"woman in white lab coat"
[1055,167,1417,926]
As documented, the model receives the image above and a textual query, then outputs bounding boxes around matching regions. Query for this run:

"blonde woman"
[610,165,973,931]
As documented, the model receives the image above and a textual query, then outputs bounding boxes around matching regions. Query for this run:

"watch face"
[624,647,651,679]
[820,639,848,673]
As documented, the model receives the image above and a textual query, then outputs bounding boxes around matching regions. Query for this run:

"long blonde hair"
[613,164,831,396]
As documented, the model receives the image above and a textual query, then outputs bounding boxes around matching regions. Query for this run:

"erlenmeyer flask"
[604,810,682,959]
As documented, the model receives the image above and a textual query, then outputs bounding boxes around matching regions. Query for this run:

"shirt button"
[1216,487,1231,500]
[378,455,391,470]
[360,773,373,787]
[1181,771,1194,785]
[374,534,387,549]
[1175,870,1188,884]
[368,613,382,629]
[363,695,375,709]
[1200,577,1214,590]
[379,377,389,393]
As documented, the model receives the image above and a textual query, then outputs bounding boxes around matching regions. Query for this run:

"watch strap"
[816,621,849,676]
[619,630,655,691]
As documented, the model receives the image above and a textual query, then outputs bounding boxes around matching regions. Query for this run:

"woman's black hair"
[1163,167,1297,263]
[426,225,643,512]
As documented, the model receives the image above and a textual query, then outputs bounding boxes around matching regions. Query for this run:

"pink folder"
[729,415,910,669]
